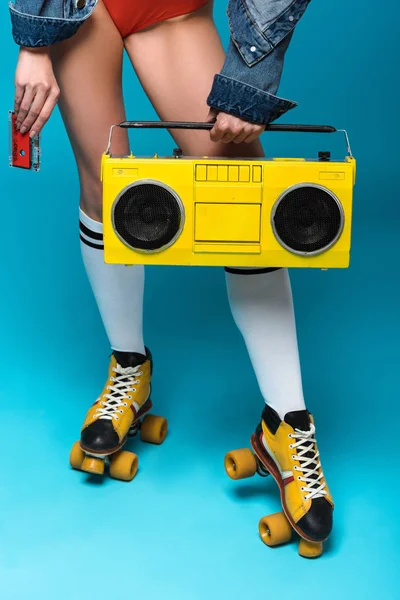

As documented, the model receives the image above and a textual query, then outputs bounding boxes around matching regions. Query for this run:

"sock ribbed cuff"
[79,208,104,250]
[79,208,103,233]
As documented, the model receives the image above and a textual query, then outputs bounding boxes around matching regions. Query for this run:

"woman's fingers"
[232,127,252,145]
[14,83,25,118]
[19,85,49,133]
[209,112,230,142]
[209,111,265,144]
[243,130,263,144]
[29,89,60,137]
[15,85,34,131]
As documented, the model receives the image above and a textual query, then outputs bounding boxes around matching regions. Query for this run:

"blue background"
[0,1,399,598]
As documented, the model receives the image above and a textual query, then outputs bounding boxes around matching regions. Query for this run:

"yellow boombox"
[101,121,356,269]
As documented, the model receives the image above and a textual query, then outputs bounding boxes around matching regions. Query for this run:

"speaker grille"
[112,181,184,252]
[272,185,343,255]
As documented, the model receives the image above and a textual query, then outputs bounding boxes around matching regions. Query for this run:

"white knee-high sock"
[226,268,306,419]
[79,208,145,354]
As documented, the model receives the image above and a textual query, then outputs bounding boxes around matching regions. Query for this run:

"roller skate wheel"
[109,450,138,481]
[140,414,168,445]
[224,448,257,480]
[298,538,323,559]
[259,512,292,547]
[81,455,105,476]
[69,441,85,470]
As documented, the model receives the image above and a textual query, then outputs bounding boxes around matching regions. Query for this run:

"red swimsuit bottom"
[103,0,210,38]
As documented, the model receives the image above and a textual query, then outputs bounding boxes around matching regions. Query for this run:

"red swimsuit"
[103,0,209,38]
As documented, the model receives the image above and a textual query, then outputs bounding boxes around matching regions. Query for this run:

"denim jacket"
[9,0,311,124]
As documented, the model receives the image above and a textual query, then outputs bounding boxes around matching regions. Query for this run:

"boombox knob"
[173,147,183,158]
[318,151,331,162]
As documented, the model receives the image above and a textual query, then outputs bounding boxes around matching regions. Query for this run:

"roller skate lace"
[94,364,143,421]
[288,423,327,501]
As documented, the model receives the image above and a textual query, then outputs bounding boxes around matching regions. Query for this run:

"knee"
[80,175,103,222]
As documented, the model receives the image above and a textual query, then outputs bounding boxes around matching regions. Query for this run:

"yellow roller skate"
[225,405,333,558]
[70,348,167,481]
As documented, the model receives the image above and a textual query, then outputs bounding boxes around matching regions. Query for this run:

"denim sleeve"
[206,0,312,125]
[207,33,296,125]
[9,0,97,47]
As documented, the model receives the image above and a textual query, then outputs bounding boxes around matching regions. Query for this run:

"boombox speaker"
[102,122,356,269]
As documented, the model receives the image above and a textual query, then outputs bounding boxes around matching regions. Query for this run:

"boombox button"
[112,168,139,177]
[319,172,345,180]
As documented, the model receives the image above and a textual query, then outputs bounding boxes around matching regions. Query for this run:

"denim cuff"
[9,4,92,47]
[207,74,297,125]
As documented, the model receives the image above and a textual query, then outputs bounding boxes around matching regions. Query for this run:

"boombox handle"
[105,121,353,157]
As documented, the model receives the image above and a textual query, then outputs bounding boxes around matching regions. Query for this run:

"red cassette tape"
[9,111,40,171]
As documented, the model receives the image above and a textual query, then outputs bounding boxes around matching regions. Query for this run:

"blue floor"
[1,213,399,599]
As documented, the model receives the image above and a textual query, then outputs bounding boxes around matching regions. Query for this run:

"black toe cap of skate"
[297,498,333,542]
[80,420,119,453]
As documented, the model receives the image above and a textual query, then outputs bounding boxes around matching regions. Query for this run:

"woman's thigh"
[124,1,263,158]
[50,0,128,219]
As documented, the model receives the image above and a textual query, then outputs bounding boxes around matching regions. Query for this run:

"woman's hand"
[14,47,60,138]
[206,108,265,144]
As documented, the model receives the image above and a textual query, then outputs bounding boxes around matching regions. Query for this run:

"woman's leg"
[124,2,262,158]
[50,0,145,355]
[50,1,159,458]
[124,6,333,542]
[123,2,305,417]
